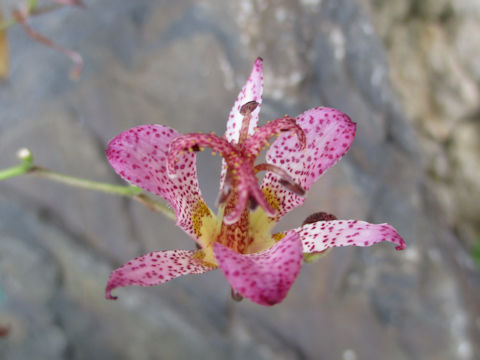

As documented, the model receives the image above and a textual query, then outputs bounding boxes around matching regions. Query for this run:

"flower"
[105,58,405,306]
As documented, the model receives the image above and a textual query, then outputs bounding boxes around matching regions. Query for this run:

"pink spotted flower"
[105,58,405,306]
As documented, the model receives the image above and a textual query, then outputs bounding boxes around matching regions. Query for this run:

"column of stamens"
[221,161,276,225]
[254,163,305,196]
[237,101,260,144]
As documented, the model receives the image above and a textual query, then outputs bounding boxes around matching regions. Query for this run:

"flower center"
[168,101,308,256]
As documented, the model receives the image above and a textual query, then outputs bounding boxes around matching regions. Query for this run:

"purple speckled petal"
[213,231,303,306]
[220,58,264,194]
[106,125,209,240]
[262,107,356,220]
[106,250,213,300]
[225,57,264,143]
[294,220,406,253]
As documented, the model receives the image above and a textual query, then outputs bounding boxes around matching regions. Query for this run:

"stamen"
[255,163,305,196]
[223,191,249,225]
[240,100,259,115]
[302,212,337,226]
[279,179,306,196]
[217,171,233,206]
[249,195,259,210]
[231,288,244,302]
[238,101,259,144]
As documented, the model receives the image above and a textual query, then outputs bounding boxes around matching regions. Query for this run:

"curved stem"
[31,166,143,196]
[0,1,69,31]
[0,148,176,220]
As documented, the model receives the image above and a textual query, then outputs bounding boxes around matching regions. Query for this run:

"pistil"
[166,101,308,226]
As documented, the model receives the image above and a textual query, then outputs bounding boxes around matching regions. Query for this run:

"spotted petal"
[106,125,210,240]
[220,58,264,195]
[106,250,213,299]
[294,220,406,253]
[213,231,303,306]
[225,57,264,143]
[262,107,356,220]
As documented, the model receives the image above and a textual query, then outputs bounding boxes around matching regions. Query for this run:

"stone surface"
[362,0,480,255]
[0,0,479,359]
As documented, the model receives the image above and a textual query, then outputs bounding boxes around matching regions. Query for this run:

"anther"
[231,288,244,302]
[240,100,259,115]
[302,212,337,226]
[249,196,259,210]
[255,163,306,197]
[279,179,306,196]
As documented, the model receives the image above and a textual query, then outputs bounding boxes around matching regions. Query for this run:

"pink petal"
[225,57,264,144]
[106,125,208,240]
[262,107,356,219]
[213,231,303,306]
[295,220,406,253]
[220,58,264,193]
[106,250,213,299]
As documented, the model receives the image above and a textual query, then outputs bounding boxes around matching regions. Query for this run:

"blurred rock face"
[363,0,480,247]
[0,0,479,359]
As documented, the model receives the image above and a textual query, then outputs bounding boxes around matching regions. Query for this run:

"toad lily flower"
[105,58,405,306]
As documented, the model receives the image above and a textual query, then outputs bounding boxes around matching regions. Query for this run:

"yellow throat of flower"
[193,205,277,267]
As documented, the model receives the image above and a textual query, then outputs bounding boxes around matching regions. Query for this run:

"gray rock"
[0,0,479,359]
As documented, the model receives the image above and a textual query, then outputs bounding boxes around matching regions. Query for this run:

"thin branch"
[0,148,177,221]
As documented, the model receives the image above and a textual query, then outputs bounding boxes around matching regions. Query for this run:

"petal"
[220,58,264,193]
[106,250,213,300]
[213,231,303,306]
[106,125,210,240]
[262,107,356,220]
[295,220,406,253]
[225,57,264,143]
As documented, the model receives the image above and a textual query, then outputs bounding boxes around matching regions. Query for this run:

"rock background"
[361,0,480,266]
[0,0,479,359]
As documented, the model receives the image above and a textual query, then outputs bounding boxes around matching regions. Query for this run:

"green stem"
[0,148,34,180]
[31,166,143,196]
[0,163,30,180]
[0,148,176,220]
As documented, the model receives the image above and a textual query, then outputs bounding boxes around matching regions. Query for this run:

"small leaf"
[0,7,9,80]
